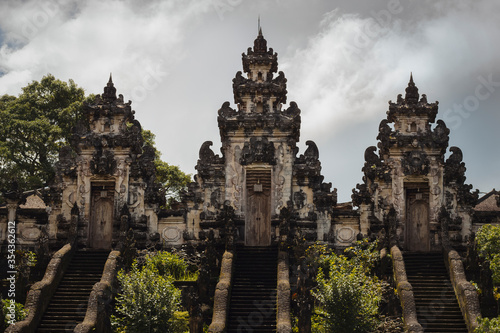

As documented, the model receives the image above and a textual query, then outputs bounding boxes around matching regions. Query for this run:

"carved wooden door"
[245,169,271,246]
[89,184,114,249]
[406,190,430,252]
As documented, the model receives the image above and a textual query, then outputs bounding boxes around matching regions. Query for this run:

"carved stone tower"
[184,30,335,246]
[51,76,163,249]
[353,75,478,251]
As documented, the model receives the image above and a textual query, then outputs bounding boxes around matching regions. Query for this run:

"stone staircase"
[404,252,468,332]
[227,246,277,333]
[36,249,109,333]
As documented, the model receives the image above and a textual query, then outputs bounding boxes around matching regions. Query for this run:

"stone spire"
[405,73,419,104]
[102,73,117,101]
[242,29,278,77]
[217,31,299,142]
[233,30,286,112]
[387,74,438,124]
[253,27,267,53]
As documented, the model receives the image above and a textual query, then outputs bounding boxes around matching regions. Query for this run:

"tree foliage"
[112,251,192,333]
[476,224,500,285]
[475,316,500,332]
[0,75,190,207]
[312,239,383,333]
[142,129,191,207]
[0,74,87,191]
[2,299,27,329]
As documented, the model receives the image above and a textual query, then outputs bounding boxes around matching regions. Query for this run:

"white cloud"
[0,0,213,96]
[280,0,500,199]
[0,0,498,201]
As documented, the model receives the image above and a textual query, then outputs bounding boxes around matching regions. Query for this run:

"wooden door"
[406,189,430,252]
[89,184,114,249]
[245,169,271,246]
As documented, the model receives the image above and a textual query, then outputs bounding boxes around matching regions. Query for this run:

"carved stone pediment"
[240,137,276,165]
[402,150,429,176]
[90,149,117,175]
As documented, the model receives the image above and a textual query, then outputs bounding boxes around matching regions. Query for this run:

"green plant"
[2,299,27,328]
[173,311,189,333]
[112,251,194,333]
[143,251,197,281]
[476,224,500,284]
[311,239,383,333]
[112,263,181,333]
[475,316,500,332]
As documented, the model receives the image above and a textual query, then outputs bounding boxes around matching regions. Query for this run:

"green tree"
[312,240,382,333]
[112,251,191,333]
[476,224,500,285]
[0,75,191,207]
[0,74,87,192]
[142,129,191,207]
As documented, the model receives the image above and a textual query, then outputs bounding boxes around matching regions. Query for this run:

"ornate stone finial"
[405,72,419,103]
[253,27,267,53]
[102,73,117,101]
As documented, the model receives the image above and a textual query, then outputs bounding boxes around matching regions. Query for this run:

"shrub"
[475,316,500,332]
[143,251,192,280]
[312,240,383,333]
[476,224,500,284]
[112,251,191,333]
[2,299,27,328]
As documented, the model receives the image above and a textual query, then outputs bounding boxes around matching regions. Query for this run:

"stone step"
[227,246,278,332]
[403,252,468,331]
[36,250,109,333]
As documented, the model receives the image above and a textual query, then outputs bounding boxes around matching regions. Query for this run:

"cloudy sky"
[0,0,498,202]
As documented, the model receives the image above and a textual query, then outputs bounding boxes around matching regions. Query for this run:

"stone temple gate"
[183,28,336,247]
[1,28,498,333]
[0,29,491,253]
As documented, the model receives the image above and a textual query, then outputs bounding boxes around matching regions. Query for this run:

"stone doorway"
[245,168,271,246]
[89,182,114,249]
[405,184,430,252]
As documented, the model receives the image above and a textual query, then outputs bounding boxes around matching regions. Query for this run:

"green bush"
[112,252,191,333]
[312,240,383,333]
[143,251,192,280]
[475,224,500,330]
[476,224,500,284]
[475,316,500,332]
[2,299,27,328]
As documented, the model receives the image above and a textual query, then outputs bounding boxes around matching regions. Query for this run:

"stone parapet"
[6,243,75,333]
[277,250,291,333]
[444,247,481,332]
[390,245,424,333]
[74,250,121,333]
[208,251,234,333]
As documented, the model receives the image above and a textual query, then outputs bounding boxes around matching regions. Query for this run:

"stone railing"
[277,250,291,333]
[74,250,121,333]
[6,243,76,333]
[390,245,424,333]
[443,247,481,332]
[208,251,234,333]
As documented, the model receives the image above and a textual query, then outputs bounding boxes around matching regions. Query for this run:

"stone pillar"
[6,202,17,223]
[5,201,18,245]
